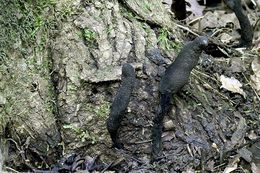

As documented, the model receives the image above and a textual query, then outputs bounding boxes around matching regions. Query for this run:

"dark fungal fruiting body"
[106,64,136,149]
[159,36,208,94]
[224,0,253,47]
[151,92,171,160]
[151,36,208,160]
[171,0,187,20]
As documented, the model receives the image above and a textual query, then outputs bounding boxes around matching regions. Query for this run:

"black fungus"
[224,0,253,47]
[151,36,209,160]
[171,0,187,20]
[106,64,136,149]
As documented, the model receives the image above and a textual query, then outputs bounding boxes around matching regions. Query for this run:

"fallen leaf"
[163,120,174,130]
[229,57,246,73]
[186,0,205,17]
[248,130,258,140]
[223,155,240,173]
[250,57,260,94]
[223,164,238,173]
[251,162,260,173]
[220,33,234,44]
[237,147,252,162]
[199,10,239,30]
[162,131,175,141]
[255,0,260,7]
[220,75,246,98]
[182,167,195,173]
[248,141,260,169]
[225,112,247,150]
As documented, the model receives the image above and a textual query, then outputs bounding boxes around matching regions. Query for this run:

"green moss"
[120,5,142,21]
[86,101,110,120]
[0,0,79,132]
[106,25,114,36]
[0,0,82,52]
[63,124,97,144]
[93,102,110,119]
[0,0,57,50]
[157,27,181,51]
[83,28,98,44]
[142,23,151,34]
[142,2,152,12]
[57,1,82,20]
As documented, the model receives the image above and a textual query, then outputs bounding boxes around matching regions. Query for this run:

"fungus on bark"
[151,36,209,160]
[224,0,253,47]
[106,64,136,149]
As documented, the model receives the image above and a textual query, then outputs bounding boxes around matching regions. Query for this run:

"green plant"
[83,28,97,43]
[85,101,110,120]
[93,102,110,119]
[0,0,57,49]
[63,124,97,144]
[57,1,82,20]
[0,0,82,52]
[106,25,114,36]
[157,28,181,51]
[143,2,152,12]
[120,6,142,21]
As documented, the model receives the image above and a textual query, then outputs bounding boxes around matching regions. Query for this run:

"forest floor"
[0,0,259,172]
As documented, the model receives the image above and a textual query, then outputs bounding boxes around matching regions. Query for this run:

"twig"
[187,16,204,25]
[101,162,113,173]
[117,150,145,164]
[242,72,260,102]
[213,162,227,170]
[5,166,21,173]
[192,69,219,83]
[175,23,199,36]
[191,71,236,104]
[127,139,152,145]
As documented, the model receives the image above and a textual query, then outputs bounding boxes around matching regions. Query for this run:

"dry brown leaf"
[162,131,175,141]
[229,57,246,73]
[200,11,239,30]
[220,75,246,98]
